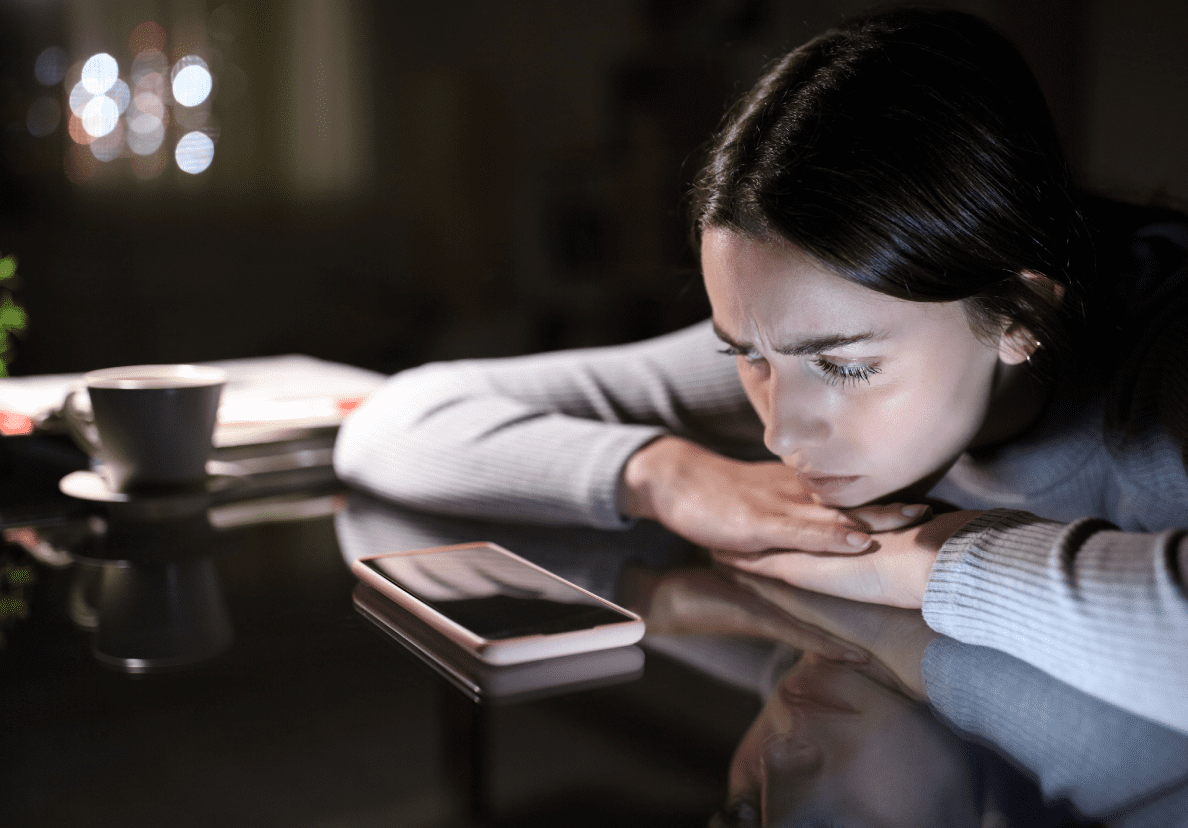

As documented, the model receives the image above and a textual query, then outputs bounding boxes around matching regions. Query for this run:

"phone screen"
[358,546,632,641]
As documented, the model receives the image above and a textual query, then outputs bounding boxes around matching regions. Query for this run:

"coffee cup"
[65,364,226,493]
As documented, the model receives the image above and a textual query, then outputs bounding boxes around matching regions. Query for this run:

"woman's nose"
[762,373,830,457]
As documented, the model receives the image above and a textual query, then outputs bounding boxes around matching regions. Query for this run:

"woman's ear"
[998,325,1039,365]
[997,271,1064,365]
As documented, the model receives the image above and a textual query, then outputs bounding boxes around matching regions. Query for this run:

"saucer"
[59,469,246,504]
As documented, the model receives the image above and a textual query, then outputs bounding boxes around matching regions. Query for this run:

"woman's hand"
[620,436,930,555]
[729,571,941,698]
[712,509,982,608]
[618,564,871,663]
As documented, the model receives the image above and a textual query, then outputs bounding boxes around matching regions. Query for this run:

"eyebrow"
[711,321,887,356]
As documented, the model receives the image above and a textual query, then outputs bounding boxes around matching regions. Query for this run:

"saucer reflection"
[69,511,233,673]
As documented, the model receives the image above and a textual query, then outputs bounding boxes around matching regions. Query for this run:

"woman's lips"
[801,474,861,495]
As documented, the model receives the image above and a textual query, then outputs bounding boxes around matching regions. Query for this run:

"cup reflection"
[71,510,233,673]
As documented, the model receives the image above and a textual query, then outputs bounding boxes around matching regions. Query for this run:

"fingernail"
[901,504,928,518]
[842,650,868,662]
[846,532,871,549]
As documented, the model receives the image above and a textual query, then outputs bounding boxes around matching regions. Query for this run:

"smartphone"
[351,542,645,665]
[353,582,644,703]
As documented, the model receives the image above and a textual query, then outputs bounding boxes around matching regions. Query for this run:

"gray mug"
[65,364,226,493]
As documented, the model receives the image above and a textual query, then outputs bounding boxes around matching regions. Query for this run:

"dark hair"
[691,8,1089,370]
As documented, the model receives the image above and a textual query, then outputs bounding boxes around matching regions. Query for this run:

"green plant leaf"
[0,257,15,282]
[0,292,27,333]
[6,568,34,587]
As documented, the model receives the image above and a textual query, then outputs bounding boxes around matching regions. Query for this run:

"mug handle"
[61,386,103,460]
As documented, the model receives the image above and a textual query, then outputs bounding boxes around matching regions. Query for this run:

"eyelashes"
[814,356,881,387]
[717,345,763,363]
[717,347,881,388]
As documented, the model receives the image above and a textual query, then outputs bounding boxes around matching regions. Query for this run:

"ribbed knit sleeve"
[922,508,1188,734]
[923,638,1188,824]
[334,321,761,529]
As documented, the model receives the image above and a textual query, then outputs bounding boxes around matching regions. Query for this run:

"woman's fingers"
[641,568,870,662]
[846,503,931,532]
[704,503,867,556]
[682,500,935,557]
[621,438,936,557]
[757,510,875,555]
[737,503,933,555]
[663,488,868,556]
[712,548,885,604]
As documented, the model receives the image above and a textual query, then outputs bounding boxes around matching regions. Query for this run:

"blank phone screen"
[360,547,631,640]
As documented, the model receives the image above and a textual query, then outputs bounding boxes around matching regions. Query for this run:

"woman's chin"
[860,464,959,508]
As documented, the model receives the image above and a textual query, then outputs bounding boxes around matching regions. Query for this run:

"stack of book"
[0,355,388,524]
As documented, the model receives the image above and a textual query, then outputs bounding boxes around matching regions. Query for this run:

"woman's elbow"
[331,361,475,496]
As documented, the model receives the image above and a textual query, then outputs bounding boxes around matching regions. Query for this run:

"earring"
[1025,339,1042,364]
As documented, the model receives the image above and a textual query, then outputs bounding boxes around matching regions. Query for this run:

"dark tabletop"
[2,451,1183,828]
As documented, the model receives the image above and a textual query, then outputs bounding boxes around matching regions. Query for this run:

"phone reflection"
[354,581,644,704]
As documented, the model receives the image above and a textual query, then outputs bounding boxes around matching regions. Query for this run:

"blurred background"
[0,0,1185,377]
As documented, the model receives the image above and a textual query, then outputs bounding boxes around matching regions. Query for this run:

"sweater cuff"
[921,508,1067,639]
[584,426,669,529]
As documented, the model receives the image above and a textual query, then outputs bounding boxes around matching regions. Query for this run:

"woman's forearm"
[923,509,1188,734]
[334,321,759,527]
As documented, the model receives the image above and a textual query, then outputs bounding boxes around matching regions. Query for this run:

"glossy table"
[2,446,1184,827]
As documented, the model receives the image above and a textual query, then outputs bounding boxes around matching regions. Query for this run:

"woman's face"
[726,653,981,827]
[701,228,1018,508]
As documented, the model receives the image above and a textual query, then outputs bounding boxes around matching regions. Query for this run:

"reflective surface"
[3,476,1186,827]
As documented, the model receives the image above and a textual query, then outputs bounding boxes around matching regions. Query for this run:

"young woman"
[335,9,1188,733]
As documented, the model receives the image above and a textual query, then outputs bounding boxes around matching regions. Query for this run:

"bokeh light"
[90,121,126,162]
[131,50,169,88]
[67,114,96,146]
[64,58,84,85]
[128,21,167,56]
[32,18,231,182]
[127,122,166,156]
[34,47,68,86]
[81,95,119,138]
[175,131,215,174]
[110,79,132,114]
[134,73,168,120]
[128,91,166,133]
[68,81,93,117]
[171,56,212,107]
[81,53,119,95]
[26,97,62,137]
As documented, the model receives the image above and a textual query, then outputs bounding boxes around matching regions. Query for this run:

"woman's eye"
[718,346,766,365]
[813,356,880,387]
